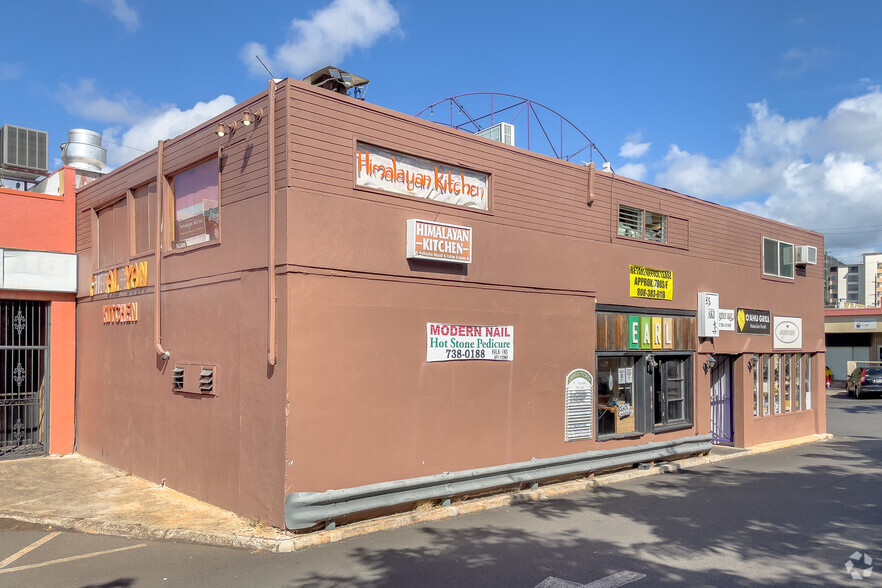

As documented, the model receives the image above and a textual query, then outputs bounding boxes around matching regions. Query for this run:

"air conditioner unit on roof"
[475,122,514,146]
[795,245,817,265]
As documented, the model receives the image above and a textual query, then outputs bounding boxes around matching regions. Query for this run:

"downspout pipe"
[267,79,278,366]
[154,140,171,360]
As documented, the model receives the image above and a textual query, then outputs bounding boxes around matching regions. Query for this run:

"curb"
[0,433,832,553]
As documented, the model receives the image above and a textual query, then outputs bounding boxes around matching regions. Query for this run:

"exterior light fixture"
[216,122,238,137]
[748,354,759,371]
[646,354,658,372]
[241,108,264,126]
[703,354,717,374]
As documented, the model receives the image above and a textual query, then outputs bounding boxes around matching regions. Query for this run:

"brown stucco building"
[75,77,826,530]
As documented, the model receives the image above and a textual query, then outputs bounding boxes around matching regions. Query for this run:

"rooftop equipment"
[0,124,49,182]
[302,66,369,100]
[475,122,515,146]
[60,129,106,173]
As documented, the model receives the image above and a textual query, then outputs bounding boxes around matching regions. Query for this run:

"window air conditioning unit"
[795,245,817,265]
[475,122,515,146]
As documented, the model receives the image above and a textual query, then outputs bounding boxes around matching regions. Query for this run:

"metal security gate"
[710,356,733,444]
[1,300,49,459]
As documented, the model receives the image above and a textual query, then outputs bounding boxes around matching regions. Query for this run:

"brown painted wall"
[75,78,825,525]
[75,87,289,525]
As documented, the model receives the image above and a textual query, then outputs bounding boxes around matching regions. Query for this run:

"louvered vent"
[1,124,49,172]
[199,368,214,393]
[172,363,217,396]
[172,367,184,391]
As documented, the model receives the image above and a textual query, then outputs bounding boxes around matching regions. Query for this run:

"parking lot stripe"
[0,531,61,569]
[0,543,146,574]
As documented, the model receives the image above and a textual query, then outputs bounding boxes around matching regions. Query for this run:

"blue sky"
[2,0,881,263]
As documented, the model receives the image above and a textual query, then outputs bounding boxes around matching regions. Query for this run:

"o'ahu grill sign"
[736,308,771,335]
[355,142,489,210]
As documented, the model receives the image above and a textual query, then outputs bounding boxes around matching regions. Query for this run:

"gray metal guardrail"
[285,434,713,530]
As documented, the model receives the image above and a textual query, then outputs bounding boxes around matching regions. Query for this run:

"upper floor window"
[96,198,128,269]
[171,159,219,250]
[763,238,794,278]
[132,182,157,256]
[618,205,667,243]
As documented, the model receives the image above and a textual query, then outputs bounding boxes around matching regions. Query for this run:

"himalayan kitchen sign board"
[629,265,673,301]
[426,323,513,362]
[406,219,472,264]
[355,143,489,210]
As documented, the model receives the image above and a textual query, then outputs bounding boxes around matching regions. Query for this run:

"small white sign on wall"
[718,309,735,331]
[773,316,803,349]
[698,292,720,338]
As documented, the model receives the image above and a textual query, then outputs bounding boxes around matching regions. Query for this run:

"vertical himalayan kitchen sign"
[355,143,489,210]
[406,219,472,264]
[427,323,513,362]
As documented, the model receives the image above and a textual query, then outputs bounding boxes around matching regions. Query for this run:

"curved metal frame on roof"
[415,92,611,166]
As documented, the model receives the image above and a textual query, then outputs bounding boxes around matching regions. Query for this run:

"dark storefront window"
[654,357,689,426]
[597,357,636,436]
[596,353,693,438]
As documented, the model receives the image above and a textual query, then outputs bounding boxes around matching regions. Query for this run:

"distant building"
[826,252,882,308]
[825,307,882,380]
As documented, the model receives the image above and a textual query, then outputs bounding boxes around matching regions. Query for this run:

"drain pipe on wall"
[154,140,171,360]
[267,79,278,367]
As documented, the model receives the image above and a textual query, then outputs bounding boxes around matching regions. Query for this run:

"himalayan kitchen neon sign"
[355,143,489,210]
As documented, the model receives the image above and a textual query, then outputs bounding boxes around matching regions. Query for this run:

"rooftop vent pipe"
[60,129,106,172]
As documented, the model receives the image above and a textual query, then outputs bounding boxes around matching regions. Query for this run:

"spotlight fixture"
[703,354,717,374]
[216,121,238,137]
[748,354,760,371]
[241,108,264,126]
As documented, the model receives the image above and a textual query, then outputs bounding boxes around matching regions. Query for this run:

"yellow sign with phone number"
[629,264,673,301]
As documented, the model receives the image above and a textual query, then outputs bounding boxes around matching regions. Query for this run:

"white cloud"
[778,47,829,78]
[616,163,647,182]
[619,132,651,159]
[651,89,882,260]
[57,79,236,168]
[59,79,150,125]
[242,0,400,77]
[83,0,140,32]
[103,95,237,168]
[0,62,23,81]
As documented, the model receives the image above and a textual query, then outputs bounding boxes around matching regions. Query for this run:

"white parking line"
[0,543,147,574]
[0,531,61,569]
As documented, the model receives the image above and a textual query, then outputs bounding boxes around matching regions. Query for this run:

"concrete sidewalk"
[0,434,831,553]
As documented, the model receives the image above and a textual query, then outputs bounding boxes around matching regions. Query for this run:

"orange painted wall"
[1,167,77,455]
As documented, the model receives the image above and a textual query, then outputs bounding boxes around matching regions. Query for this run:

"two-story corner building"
[1,166,79,459]
[73,76,826,531]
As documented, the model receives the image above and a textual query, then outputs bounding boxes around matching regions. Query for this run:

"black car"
[846,367,882,399]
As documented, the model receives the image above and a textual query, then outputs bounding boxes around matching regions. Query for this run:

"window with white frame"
[763,237,794,278]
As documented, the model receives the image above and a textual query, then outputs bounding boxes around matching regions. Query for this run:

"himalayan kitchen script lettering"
[356,150,486,200]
